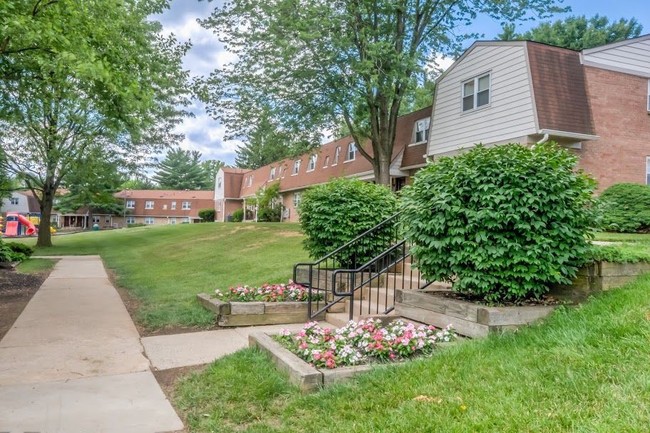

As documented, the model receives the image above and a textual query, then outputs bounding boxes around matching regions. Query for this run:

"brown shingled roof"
[527,42,595,135]
[401,143,428,169]
[116,190,214,200]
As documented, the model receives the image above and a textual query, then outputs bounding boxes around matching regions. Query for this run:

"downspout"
[533,133,549,149]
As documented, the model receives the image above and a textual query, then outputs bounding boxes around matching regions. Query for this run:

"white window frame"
[345,142,357,162]
[293,192,302,207]
[217,177,222,189]
[144,217,155,225]
[169,217,177,225]
[307,154,317,172]
[414,118,430,143]
[323,156,330,167]
[145,201,154,209]
[292,159,301,175]
[9,197,19,205]
[182,201,191,210]
[184,217,191,223]
[269,167,276,180]
[126,200,135,209]
[171,201,177,210]
[462,73,491,112]
[646,156,650,185]
[647,80,650,112]
[333,146,340,165]
[126,216,136,225]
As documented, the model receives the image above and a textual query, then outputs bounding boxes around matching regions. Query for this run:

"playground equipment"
[4,212,37,237]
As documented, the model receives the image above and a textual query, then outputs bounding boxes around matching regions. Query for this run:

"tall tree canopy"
[153,148,217,190]
[498,15,643,50]
[200,0,565,185]
[0,0,190,246]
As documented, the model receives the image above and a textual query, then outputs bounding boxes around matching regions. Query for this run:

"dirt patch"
[153,364,208,433]
[275,231,303,238]
[0,267,53,341]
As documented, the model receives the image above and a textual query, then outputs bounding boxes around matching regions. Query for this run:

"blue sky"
[157,0,650,165]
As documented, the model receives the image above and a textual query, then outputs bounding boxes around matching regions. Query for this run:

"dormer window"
[246,175,253,187]
[462,73,490,112]
[269,167,276,180]
[292,159,301,175]
[307,154,317,171]
[346,143,357,161]
[415,118,430,143]
[217,177,222,189]
[323,156,330,167]
[333,146,341,165]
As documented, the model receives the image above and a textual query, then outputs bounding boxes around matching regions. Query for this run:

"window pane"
[478,75,490,92]
[462,95,474,111]
[477,89,489,107]
[463,81,474,97]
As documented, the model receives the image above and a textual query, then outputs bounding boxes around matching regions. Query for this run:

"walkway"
[0,256,183,433]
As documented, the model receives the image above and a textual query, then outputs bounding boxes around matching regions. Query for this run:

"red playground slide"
[4,213,37,236]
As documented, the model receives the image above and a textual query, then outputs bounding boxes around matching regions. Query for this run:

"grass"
[20,223,308,330]
[594,232,650,243]
[175,274,650,432]
[16,258,57,274]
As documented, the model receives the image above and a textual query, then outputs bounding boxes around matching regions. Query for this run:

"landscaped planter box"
[395,289,557,339]
[550,261,650,301]
[197,293,320,326]
[249,331,376,393]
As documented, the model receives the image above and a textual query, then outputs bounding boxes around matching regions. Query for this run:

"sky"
[155,0,650,166]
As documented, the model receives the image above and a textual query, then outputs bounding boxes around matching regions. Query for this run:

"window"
[163,204,167,210]
[246,175,253,187]
[333,146,341,165]
[182,201,191,210]
[169,217,177,225]
[346,142,357,161]
[307,154,317,171]
[293,192,302,207]
[269,167,276,180]
[171,201,176,210]
[184,217,190,223]
[217,177,222,188]
[145,201,154,209]
[126,216,136,225]
[415,118,430,143]
[646,157,650,185]
[647,80,650,112]
[9,197,19,205]
[144,217,155,225]
[323,156,330,167]
[292,159,301,175]
[462,73,490,112]
[126,200,135,209]
[92,216,100,224]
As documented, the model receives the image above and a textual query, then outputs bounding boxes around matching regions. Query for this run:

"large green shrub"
[299,178,397,265]
[256,182,283,222]
[401,143,597,302]
[599,183,650,233]
[198,208,216,222]
[0,240,31,263]
[231,208,244,222]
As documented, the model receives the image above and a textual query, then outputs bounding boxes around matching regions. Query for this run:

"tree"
[153,148,210,190]
[201,159,225,190]
[200,0,564,185]
[56,150,125,221]
[498,15,643,50]
[0,0,190,247]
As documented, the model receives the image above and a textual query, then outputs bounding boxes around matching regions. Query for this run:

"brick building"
[114,190,215,226]
[214,107,431,222]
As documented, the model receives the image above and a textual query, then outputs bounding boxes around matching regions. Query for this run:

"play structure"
[2,212,37,237]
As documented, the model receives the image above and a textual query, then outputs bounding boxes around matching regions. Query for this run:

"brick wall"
[580,67,650,191]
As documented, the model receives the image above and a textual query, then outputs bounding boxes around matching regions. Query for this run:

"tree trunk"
[36,186,54,247]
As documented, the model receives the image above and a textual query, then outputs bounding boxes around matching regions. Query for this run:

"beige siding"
[582,38,650,78]
[429,44,537,156]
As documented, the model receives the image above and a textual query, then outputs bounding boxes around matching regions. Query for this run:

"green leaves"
[299,178,397,263]
[153,148,213,191]
[401,143,598,302]
[599,184,650,233]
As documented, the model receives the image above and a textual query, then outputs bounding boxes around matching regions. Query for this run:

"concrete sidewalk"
[0,256,183,433]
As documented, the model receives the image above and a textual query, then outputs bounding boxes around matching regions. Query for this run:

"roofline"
[582,34,650,55]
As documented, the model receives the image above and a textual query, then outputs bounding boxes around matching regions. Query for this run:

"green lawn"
[25,223,308,330]
[16,258,57,274]
[175,274,650,433]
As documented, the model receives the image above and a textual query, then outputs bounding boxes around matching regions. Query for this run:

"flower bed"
[197,280,323,327]
[275,319,454,369]
[215,281,313,302]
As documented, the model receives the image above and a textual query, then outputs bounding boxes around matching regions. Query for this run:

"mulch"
[0,268,51,341]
